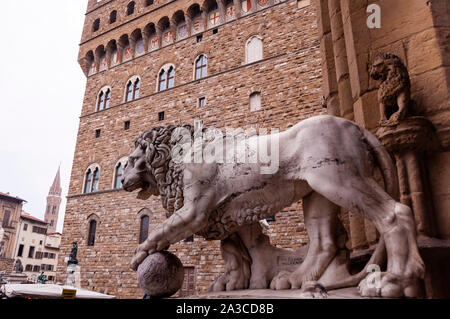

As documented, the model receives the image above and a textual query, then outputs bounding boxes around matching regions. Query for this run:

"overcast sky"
[0,1,88,233]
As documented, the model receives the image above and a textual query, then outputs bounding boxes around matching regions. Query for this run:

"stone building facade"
[58,0,324,298]
[0,192,26,261]
[12,213,61,283]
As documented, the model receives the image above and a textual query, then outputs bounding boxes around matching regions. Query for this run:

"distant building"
[12,213,61,283]
[0,192,26,260]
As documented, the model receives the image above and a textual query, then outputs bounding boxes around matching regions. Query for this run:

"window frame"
[87,219,97,246]
[83,164,101,194]
[139,215,150,244]
[125,76,141,102]
[194,55,207,80]
[157,64,175,92]
[126,1,135,16]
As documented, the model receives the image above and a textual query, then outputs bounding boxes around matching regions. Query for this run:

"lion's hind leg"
[270,191,340,291]
[304,168,425,298]
[208,233,251,292]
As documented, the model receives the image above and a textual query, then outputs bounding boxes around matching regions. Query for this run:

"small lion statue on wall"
[122,115,425,298]
[370,52,411,126]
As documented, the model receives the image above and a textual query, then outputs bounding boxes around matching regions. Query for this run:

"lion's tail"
[321,126,397,291]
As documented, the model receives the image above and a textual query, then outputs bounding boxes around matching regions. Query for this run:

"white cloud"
[0,1,88,233]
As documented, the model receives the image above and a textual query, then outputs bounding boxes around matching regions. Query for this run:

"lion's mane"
[135,124,194,217]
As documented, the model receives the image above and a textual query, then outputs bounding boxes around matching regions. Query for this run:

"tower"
[44,166,62,233]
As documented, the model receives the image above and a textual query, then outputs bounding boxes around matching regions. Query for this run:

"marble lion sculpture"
[122,115,425,298]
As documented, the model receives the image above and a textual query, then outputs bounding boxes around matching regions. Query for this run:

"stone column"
[155,26,163,48]
[201,10,208,30]
[170,20,178,42]
[217,0,226,24]
[328,0,353,120]
[376,117,438,238]
[233,0,242,18]
[142,30,150,53]
[250,0,258,13]
[117,43,125,64]
[129,37,136,57]
[185,15,193,37]
[315,0,340,116]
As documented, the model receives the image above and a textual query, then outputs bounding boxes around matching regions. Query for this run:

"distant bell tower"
[45,166,62,233]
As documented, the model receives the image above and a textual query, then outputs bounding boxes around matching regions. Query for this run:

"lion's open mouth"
[123,181,149,192]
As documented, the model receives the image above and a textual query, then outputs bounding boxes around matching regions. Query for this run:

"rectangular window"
[23,223,28,231]
[158,111,165,121]
[196,34,203,43]
[124,120,130,130]
[17,244,24,257]
[43,252,49,258]
[2,210,11,228]
[95,129,101,138]
[33,265,40,272]
[212,28,218,34]
[179,267,196,297]
[28,246,35,258]
[25,265,33,272]
[184,235,194,242]
[198,97,206,108]
[52,206,56,215]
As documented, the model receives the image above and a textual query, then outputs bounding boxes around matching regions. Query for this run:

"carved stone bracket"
[376,116,438,237]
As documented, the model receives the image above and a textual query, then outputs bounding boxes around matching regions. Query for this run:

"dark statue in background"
[68,242,78,265]
[13,259,23,273]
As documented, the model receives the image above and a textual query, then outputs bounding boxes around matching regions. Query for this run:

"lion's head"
[369,52,410,85]
[122,124,193,217]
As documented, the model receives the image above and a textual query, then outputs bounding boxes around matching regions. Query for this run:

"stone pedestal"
[376,116,438,237]
[3,272,28,284]
[65,264,81,288]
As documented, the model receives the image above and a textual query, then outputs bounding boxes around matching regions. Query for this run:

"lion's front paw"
[208,272,249,292]
[358,272,422,298]
[299,281,327,299]
[130,250,148,271]
[269,271,292,290]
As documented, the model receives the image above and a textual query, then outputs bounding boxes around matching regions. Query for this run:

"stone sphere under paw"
[137,251,184,298]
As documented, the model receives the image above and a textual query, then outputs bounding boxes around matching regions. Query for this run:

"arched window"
[246,36,263,63]
[114,163,123,189]
[113,157,128,189]
[126,81,133,102]
[139,215,149,244]
[84,165,100,193]
[92,168,100,192]
[127,1,135,15]
[110,10,117,24]
[133,79,140,99]
[158,66,175,92]
[93,18,100,32]
[167,67,175,89]
[125,77,140,102]
[84,169,93,193]
[104,89,111,109]
[88,220,97,246]
[195,55,207,80]
[97,88,111,111]
[159,69,167,91]
[97,91,105,111]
